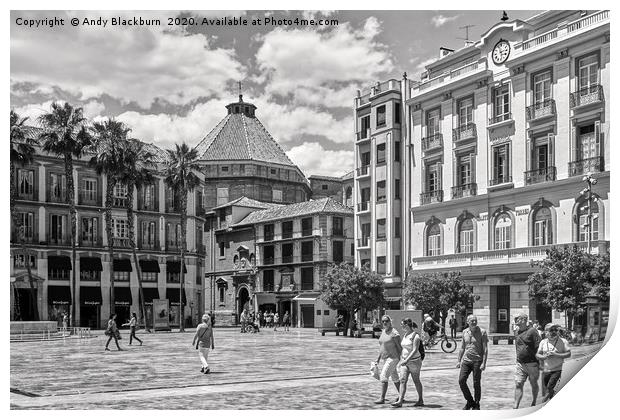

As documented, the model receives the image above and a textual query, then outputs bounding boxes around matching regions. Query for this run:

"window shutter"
[507,144,512,180]
[421,163,427,194]
[547,133,555,168]
[470,153,476,184]
[594,120,601,156]
[437,162,443,191]
[93,218,98,238]
[571,124,578,162]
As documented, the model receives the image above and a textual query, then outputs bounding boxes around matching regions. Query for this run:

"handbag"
[115,330,122,340]
[370,361,380,381]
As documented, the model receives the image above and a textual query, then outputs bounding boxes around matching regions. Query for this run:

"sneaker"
[390,401,403,408]
[105,348,110,351]
[204,368,211,374]
[473,402,480,410]
[463,402,473,410]
[374,399,385,405]
[139,342,143,346]
[200,367,204,373]
[413,401,425,407]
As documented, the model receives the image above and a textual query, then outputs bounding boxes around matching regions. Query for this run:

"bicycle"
[423,330,458,353]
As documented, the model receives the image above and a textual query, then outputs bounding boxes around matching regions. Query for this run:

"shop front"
[166,287,186,327]
[47,284,71,326]
[80,286,102,328]
[114,287,133,327]
[140,287,160,329]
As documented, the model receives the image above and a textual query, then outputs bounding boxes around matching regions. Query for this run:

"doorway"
[238,287,250,321]
[300,304,315,328]
[496,285,510,333]
[80,305,100,329]
[115,306,131,328]
[15,288,37,321]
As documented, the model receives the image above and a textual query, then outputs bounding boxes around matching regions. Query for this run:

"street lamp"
[581,172,598,254]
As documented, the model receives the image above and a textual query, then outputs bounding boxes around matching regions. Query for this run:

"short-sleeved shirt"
[515,327,541,363]
[195,323,212,347]
[379,329,401,359]
[401,332,421,360]
[129,317,137,327]
[538,336,570,372]
[462,327,488,363]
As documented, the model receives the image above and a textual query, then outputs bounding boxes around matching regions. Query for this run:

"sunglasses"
[549,328,559,332]
[381,320,390,323]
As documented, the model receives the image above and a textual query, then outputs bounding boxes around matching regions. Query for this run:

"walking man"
[456,315,488,410]
[240,308,249,333]
[449,315,457,339]
[536,323,571,402]
[282,311,290,332]
[513,313,542,408]
[123,312,143,346]
[192,314,215,374]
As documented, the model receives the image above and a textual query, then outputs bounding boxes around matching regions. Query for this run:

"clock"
[492,39,511,65]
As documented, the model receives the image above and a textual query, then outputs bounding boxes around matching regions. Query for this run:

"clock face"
[492,40,511,64]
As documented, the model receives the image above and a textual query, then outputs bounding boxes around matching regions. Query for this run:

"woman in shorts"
[392,318,424,407]
[374,315,402,404]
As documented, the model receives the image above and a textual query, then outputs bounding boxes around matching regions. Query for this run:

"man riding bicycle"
[423,313,443,342]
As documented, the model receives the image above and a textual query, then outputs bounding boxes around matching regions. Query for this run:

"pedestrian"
[267,310,273,328]
[122,312,143,346]
[282,311,290,331]
[336,314,345,331]
[192,314,215,374]
[374,315,401,404]
[513,313,542,408]
[273,312,280,331]
[456,315,488,410]
[240,308,249,333]
[392,318,424,408]
[62,312,69,336]
[256,310,262,328]
[104,314,123,351]
[423,312,442,342]
[449,315,457,339]
[537,323,571,402]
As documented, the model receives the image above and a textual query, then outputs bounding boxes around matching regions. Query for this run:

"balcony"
[525,166,557,185]
[138,199,158,212]
[488,113,513,127]
[165,201,182,213]
[356,129,370,142]
[526,99,556,122]
[139,240,159,250]
[46,234,70,246]
[11,230,37,244]
[301,253,314,262]
[17,189,37,201]
[421,133,443,153]
[301,228,313,237]
[570,85,604,109]
[80,236,103,247]
[357,201,370,213]
[452,123,477,142]
[356,165,370,177]
[78,190,101,206]
[413,58,488,95]
[263,257,275,265]
[112,196,127,208]
[569,156,604,177]
[357,237,371,248]
[451,183,477,199]
[48,191,67,204]
[281,255,294,264]
[113,237,131,248]
[264,233,274,241]
[420,190,443,205]
[489,176,513,186]
[165,243,180,252]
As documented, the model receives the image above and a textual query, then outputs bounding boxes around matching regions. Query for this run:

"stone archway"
[237,287,250,320]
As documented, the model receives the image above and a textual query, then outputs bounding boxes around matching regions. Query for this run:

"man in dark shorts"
[513,313,542,408]
[456,315,488,410]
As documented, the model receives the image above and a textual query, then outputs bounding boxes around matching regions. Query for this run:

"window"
[376,105,386,127]
[50,173,66,202]
[166,271,179,283]
[301,241,313,261]
[81,217,98,244]
[492,143,511,184]
[333,217,343,236]
[394,217,400,238]
[83,178,97,203]
[263,270,274,292]
[493,84,511,122]
[458,218,474,253]
[272,189,282,202]
[321,184,328,190]
[578,54,599,90]
[578,201,599,242]
[143,272,157,282]
[394,255,401,277]
[264,224,274,241]
[494,213,512,250]
[395,179,400,199]
[113,183,127,199]
[361,115,370,136]
[425,162,442,192]
[219,285,226,302]
[301,267,314,290]
[533,70,552,103]
[377,219,386,239]
[361,151,371,166]
[221,166,229,172]
[14,254,35,269]
[394,103,401,124]
[394,141,400,162]
[81,268,100,282]
[377,257,386,274]
[216,188,229,206]
[49,267,69,280]
[458,97,473,126]
[281,243,293,262]
[16,212,34,241]
[301,217,313,236]
[533,207,553,246]
[361,223,371,246]
[114,271,130,282]
[377,181,386,201]
[333,241,344,263]
[141,184,155,209]
[166,223,180,248]
[427,223,441,256]
[17,169,34,198]
[282,221,293,239]
[577,122,601,161]
[270,168,277,175]
[426,108,441,137]
[113,218,128,239]
[141,221,157,247]
[377,143,386,164]
[49,214,65,244]
[457,155,473,186]
[263,245,275,264]
[219,242,225,257]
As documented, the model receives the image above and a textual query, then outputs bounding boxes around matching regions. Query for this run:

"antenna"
[458,24,476,44]
[238,81,243,102]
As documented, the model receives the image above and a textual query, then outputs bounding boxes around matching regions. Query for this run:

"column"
[38,163,47,202]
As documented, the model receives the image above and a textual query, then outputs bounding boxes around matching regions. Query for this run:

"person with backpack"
[192,314,215,374]
[456,315,488,410]
[392,318,424,408]
[104,314,124,352]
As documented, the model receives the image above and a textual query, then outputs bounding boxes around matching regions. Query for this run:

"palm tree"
[10,110,39,320]
[38,103,91,327]
[89,119,129,317]
[164,143,201,332]
[117,139,155,332]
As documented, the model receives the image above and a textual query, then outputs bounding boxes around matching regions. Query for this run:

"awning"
[140,288,160,304]
[166,287,187,306]
[113,259,133,272]
[114,287,133,306]
[48,285,72,305]
[80,257,103,272]
[139,259,160,273]
[292,292,321,302]
[80,286,102,305]
[166,261,187,274]
[48,256,72,270]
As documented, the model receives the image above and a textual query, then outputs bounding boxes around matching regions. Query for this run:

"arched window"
[427,223,441,256]
[458,218,474,253]
[533,207,553,246]
[494,213,512,250]
[233,255,239,265]
[219,286,225,303]
[249,253,255,266]
[345,186,353,207]
[577,200,599,242]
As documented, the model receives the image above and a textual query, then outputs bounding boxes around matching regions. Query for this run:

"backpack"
[416,332,425,361]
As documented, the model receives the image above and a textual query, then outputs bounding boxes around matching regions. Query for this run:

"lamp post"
[581,172,598,254]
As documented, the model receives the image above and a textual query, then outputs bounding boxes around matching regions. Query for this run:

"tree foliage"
[403,271,474,326]
[526,245,610,327]
[320,263,385,315]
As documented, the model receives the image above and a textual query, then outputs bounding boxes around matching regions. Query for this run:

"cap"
[544,322,561,331]
[202,314,210,321]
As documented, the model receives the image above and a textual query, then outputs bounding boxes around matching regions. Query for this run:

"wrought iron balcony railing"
[570,84,604,108]
[524,166,557,185]
[568,156,604,177]
[451,183,477,199]
[357,237,371,247]
[420,190,443,205]
[452,123,477,142]
[356,165,370,177]
[526,99,556,121]
[488,112,512,125]
[489,176,513,186]
[357,201,370,212]
[421,133,443,152]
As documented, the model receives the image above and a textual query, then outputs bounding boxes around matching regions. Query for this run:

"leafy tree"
[38,103,91,327]
[527,245,610,329]
[403,271,475,328]
[10,110,39,320]
[320,263,385,333]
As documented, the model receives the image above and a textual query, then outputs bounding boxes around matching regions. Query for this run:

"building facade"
[10,142,207,329]
[354,10,610,332]
[309,173,354,207]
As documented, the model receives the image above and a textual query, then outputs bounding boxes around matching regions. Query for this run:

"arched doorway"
[237,287,250,321]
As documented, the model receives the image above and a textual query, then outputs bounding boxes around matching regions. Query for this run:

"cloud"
[254,17,394,108]
[415,57,438,73]
[286,142,353,177]
[11,11,246,108]
[82,101,106,119]
[12,100,57,122]
[431,14,459,27]
[301,10,335,21]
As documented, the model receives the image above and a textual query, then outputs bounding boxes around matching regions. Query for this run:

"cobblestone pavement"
[10,328,602,410]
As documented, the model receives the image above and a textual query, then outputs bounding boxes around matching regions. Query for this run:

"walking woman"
[282,311,291,332]
[123,312,143,346]
[104,314,123,351]
[374,315,401,404]
[393,318,424,407]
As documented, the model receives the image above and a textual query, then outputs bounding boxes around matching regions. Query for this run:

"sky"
[10,9,540,177]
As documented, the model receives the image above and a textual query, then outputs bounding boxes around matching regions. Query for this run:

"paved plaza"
[10,327,601,410]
